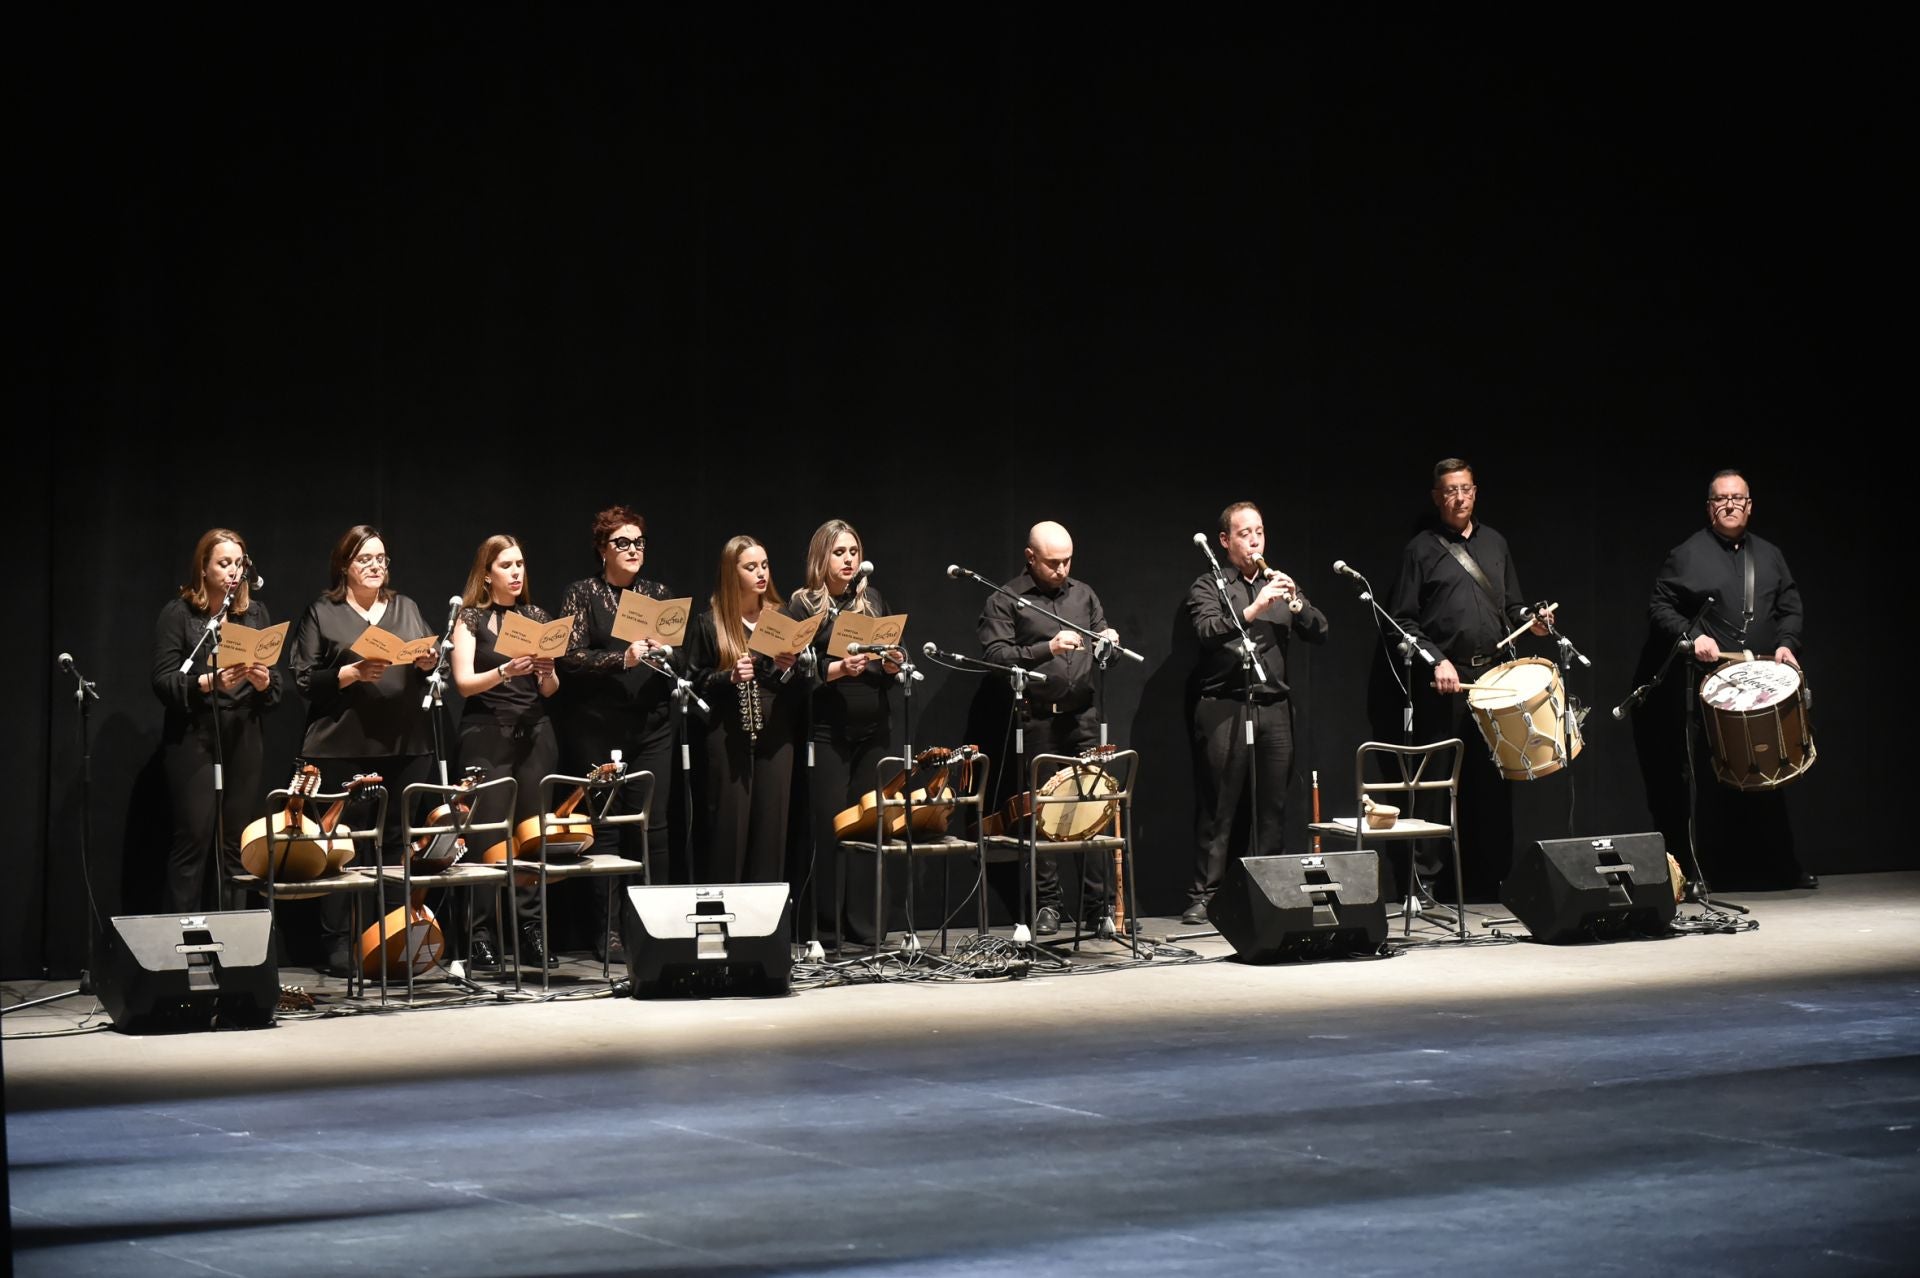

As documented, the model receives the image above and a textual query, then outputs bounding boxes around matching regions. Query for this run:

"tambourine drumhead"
[1699,659,1801,713]
[1034,764,1120,841]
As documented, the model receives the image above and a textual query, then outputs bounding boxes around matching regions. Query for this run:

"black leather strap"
[1436,534,1501,609]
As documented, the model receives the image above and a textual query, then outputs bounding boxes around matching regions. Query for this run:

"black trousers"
[809,730,905,945]
[161,719,263,913]
[1188,696,1293,904]
[991,705,1107,919]
[698,717,797,885]
[458,716,560,931]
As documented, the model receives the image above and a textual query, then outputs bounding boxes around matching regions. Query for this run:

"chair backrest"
[536,769,656,830]
[873,747,993,814]
[1355,739,1464,809]
[1025,747,1139,806]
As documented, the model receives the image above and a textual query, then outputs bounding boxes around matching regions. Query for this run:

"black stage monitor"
[1501,832,1678,944]
[1208,851,1388,962]
[93,910,278,1033]
[623,883,792,998]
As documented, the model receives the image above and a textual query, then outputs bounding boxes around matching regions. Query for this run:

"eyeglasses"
[1707,495,1751,508]
[1437,485,1477,498]
[353,553,391,567]
[608,536,646,552]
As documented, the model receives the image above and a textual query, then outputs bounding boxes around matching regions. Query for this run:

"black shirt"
[787,584,894,742]
[288,593,433,757]
[553,575,676,730]
[977,570,1110,713]
[683,609,808,734]
[1188,570,1329,700]
[1649,527,1803,655]
[1387,522,1530,665]
[460,603,553,727]
[150,596,284,744]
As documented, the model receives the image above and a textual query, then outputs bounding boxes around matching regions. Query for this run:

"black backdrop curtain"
[13,10,1901,976]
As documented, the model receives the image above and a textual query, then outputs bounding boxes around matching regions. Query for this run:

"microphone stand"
[921,643,1047,935]
[1195,539,1272,881]
[1612,596,1744,915]
[179,582,238,911]
[422,600,463,787]
[639,646,707,870]
[1338,564,1431,747]
[7,658,104,1014]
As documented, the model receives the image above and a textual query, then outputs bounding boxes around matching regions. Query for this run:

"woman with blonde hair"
[685,536,803,884]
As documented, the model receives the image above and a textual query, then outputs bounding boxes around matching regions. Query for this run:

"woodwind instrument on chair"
[1249,553,1304,614]
[1311,769,1321,855]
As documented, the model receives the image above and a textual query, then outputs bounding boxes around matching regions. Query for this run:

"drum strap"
[1436,534,1502,614]
[1741,545,1756,638]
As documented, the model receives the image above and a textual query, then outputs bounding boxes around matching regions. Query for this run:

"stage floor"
[7,874,1919,1276]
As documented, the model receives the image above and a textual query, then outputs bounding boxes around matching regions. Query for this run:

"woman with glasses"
[684,536,803,885]
[288,524,442,974]
[151,527,283,912]
[554,506,677,961]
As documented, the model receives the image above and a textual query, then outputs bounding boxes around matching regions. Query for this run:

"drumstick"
[1498,601,1560,651]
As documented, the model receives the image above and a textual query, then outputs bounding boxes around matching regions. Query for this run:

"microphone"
[1332,560,1365,583]
[845,642,900,655]
[59,652,76,675]
[855,560,874,584]
[241,557,265,592]
[946,564,965,579]
[922,641,938,658]
[1191,532,1210,548]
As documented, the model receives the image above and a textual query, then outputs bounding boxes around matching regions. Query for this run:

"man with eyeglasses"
[1385,458,1551,902]
[1639,468,1814,890]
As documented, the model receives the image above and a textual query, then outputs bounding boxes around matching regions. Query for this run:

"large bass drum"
[1698,658,1816,790]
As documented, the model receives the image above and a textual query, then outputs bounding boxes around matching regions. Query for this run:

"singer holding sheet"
[553,506,676,962]
[151,528,283,913]
[786,518,902,946]
[1383,460,1550,901]
[685,536,803,884]
[1182,502,1328,925]
[977,520,1120,935]
[1633,468,1813,890]
[451,534,562,969]
[287,525,440,972]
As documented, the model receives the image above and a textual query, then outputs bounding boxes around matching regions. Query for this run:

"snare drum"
[1698,658,1816,790]
[1465,657,1583,781]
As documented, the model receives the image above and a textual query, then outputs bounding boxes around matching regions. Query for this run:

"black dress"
[151,596,284,912]
[457,603,561,930]
[288,592,439,954]
[684,610,804,885]
[786,584,902,944]
[554,576,677,872]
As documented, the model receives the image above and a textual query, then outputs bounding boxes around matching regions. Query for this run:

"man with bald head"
[977,520,1122,935]
[1639,468,1814,891]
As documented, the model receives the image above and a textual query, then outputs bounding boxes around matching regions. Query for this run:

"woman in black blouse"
[452,534,561,970]
[287,525,440,971]
[786,518,902,946]
[685,536,803,885]
[151,527,283,912]
[554,505,675,959]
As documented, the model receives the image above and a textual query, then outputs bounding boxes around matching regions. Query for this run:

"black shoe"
[1034,905,1062,937]
[518,923,560,970]
[469,936,500,972]
[323,944,353,979]
[1180,901,1210,926]
[1795,873,1819,890]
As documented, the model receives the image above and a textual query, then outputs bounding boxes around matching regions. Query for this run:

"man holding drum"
[1386,459,1552,902]
[1643,469,1814,890]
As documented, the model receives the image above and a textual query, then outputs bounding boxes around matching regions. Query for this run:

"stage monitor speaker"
[1501,832,1678,944]
[1208,851,1388,962]
[623,883,792,998]
[93,910,278,1033]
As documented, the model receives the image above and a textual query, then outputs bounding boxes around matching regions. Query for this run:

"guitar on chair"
[833,747,965,840]
[483,761,621,882]
[240,762,325,883]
